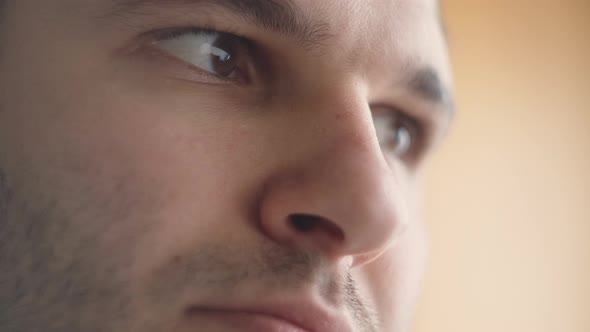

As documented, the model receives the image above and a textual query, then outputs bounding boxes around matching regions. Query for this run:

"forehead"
[7,0,451,108]
[293,0,451,87]
[105,0,449,86]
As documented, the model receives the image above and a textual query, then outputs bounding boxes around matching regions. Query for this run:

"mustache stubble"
[144,240,380,331]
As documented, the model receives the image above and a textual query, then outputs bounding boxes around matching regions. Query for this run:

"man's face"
[0,0,452,331]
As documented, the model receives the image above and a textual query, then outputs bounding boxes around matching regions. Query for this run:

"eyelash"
[151,26,240,43]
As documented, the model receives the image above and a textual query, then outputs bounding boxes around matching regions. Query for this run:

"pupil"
[211,36,238,77]
[219,53,231,63]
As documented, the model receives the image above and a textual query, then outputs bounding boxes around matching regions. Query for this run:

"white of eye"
[393,125,412,156]
[152,31,232,75]
[373,111,413,157]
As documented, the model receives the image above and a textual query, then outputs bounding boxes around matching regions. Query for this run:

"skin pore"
[0,0,453,331]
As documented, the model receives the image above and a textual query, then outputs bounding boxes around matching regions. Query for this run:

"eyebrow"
[109,0,332,48]
[109,0,453,112]
[407,66,454,113]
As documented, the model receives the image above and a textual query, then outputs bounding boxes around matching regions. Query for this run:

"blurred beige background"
[414,1,590,332]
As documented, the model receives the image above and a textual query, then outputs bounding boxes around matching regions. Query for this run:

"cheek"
[356,216,427,328]
[80,91,273,279]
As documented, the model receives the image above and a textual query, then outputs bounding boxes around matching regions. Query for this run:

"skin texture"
[0,0,453,331]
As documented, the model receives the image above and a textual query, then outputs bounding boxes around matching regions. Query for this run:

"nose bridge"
[298,80,380,161]
[301,94,388,204]
[303,94,403,251]
[258,84,405,265]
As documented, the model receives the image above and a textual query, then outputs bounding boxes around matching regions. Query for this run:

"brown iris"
[209,34,240,78]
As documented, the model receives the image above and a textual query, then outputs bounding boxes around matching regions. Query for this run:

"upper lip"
[187,299,353,332]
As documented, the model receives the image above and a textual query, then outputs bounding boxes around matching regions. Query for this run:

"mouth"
[186,301,353,332]
[186,309,311,332]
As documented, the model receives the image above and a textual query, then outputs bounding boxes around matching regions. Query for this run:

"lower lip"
[187,309,311,332]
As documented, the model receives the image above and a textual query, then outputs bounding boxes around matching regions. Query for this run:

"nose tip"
[257,142,406,266]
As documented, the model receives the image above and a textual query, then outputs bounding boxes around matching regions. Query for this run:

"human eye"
[149,27,254,83]
[372,108,422,162]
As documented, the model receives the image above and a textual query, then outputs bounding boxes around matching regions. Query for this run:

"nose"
[257,90,407,267]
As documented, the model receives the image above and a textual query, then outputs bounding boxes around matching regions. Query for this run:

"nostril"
[289,214,319,232]
[288,214,345,241]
